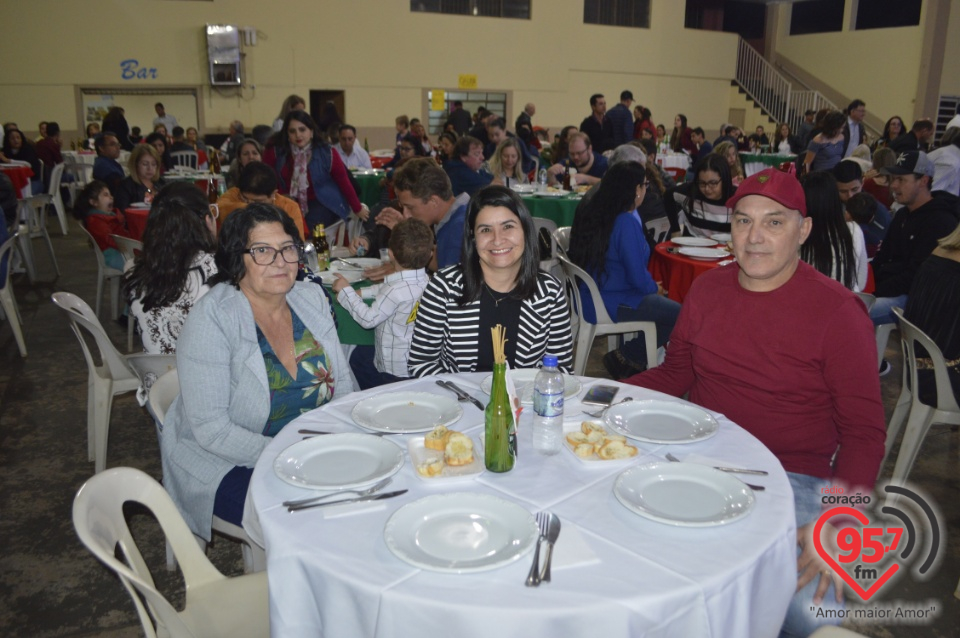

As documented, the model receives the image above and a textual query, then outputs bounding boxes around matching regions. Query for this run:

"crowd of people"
[4,89,959,638]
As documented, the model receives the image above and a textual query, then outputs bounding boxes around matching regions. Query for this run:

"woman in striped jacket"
[408,186,573,376]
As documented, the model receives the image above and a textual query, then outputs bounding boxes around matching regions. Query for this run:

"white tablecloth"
[249,375,796,638]
[62,150,97,167]
[655,152,691,171]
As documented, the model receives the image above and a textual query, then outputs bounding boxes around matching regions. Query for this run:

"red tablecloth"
[648,242,727,302]
[125,208,149,241]
[369,155,391,169]
[649,241,875,301]
[1,165,34,197]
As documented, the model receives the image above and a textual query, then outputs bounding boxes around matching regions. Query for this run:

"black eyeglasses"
[244,244,302,265]
[697,179,722,189]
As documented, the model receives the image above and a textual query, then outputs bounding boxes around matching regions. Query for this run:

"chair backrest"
[111,235,143,264]
[855,292,876,313]
[148,369,180,425]
[326,218,347,247]
[532,216,558,263]
[644,216,671,246]
[556,253,616,325]
[170,151,199,170]
[46,162,65,194]
[77,223,114,274]
[51,292,133,382]
[0,232,17,292]
[893,307,960,413]
[552,226,571,256]
[18,194,54,232]
[73,467,226,638]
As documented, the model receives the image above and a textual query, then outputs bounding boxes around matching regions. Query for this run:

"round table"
[351,170,385,208]
[249,374,795,638]
[1,164,34,197]
[521,193,581,227]
[648,240,732,302]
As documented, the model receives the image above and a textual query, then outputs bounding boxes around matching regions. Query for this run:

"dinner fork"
[582,396,633,418]
[282,477,393,508]
[525,512,550,587]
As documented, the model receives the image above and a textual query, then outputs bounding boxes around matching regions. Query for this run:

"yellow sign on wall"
[430,90,446,111]
[458,74,478,90]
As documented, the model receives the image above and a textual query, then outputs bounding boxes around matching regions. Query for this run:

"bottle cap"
[542,355,558,367]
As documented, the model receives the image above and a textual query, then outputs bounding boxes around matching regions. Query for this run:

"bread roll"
[566,431,590,447]
[416,458,444,477]
[574,443,596,458]
[597,439,638,460]
[425,425,452,451]
[581,421,605,435]
[445,433,474,466]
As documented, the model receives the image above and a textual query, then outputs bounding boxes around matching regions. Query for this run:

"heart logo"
[813,506,899,601]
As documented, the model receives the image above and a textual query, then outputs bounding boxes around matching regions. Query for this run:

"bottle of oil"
[312,225,329,271]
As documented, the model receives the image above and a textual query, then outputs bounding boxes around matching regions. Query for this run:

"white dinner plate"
[273,433,404,490]
[128,202,151,209]
[678,247,731,261]
[532,190,568,198]
[351,391,463,433]
[384,493,538,573]
[711,233,732,242]
[480,368,581,405]
[614,462,755,526]
[350,168,381,175]
[670,236,718,247]
[603,399,719,444]
[317,269,362,286]
[511,184,537,193]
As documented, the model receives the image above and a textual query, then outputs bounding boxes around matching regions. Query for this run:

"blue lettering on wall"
[120,59,158,80]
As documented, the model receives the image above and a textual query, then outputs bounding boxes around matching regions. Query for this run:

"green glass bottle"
[484,362,516,472]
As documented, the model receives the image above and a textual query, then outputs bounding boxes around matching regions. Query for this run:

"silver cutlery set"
[526,512,561,587]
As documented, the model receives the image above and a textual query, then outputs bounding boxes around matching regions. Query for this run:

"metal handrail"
[734,37,836,132]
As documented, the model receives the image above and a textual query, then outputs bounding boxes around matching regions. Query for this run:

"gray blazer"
[161,281,355,539]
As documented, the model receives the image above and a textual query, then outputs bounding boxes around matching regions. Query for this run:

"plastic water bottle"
[533,355,564,455]
[537,168,548,192]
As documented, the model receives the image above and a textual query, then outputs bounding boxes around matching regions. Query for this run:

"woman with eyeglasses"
[663,153,736,240]
[262,110,365,232]
[568,161,681,379]
[159,203,354,541]
[123,181,219,354]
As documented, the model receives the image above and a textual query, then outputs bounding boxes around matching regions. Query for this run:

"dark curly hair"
[210,203,303,289]
[122,182,216,311]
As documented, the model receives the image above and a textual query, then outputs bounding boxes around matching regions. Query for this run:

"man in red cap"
[624,168,886,637]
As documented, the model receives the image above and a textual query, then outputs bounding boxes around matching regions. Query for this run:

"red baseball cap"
[726,168,807,217]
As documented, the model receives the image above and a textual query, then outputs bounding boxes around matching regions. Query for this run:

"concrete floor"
[0,217,956,637]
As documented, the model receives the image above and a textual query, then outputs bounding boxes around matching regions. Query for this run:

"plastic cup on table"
[379,248,390,265]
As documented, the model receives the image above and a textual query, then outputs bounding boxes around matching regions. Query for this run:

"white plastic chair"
[557,253,658,376]
[110,234,143,351]
[855,292,876,313]
[149,368,267,574]
[170,150,199,170]
[18,195,60,277]
[78,223,123,319]
[45,162,69,235]
[0,233,27,356]
[552,226,570,257]
[51,291,140,473]
[883,308,960,491]
[72,467,269,638]
[63,155,94,207]
[533,217,560,277]
[644,216,671,245]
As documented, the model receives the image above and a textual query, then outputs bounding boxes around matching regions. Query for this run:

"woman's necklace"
[484,283,515,307]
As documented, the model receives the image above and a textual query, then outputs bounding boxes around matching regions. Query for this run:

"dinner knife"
[287,489,407,512]
[438,380,485,411]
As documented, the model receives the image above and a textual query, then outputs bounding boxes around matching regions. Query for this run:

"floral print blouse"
[257,308,335,436]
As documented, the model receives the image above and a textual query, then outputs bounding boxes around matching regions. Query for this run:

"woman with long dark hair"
[800,171,867,291]
[123,182,218,353]
[408,186,573,376]
[872,115,905,151]
[664,153,736,239]
[568,161,681,378]
[0,129,42,190]
[773,122,802,155]
[669,113,695,153]
[261,110,364,231]
[145,131,174,172]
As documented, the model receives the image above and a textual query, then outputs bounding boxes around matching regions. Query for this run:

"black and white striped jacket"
[408,265,574,377]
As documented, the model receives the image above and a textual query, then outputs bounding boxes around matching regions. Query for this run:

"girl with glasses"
[664,153,736,240]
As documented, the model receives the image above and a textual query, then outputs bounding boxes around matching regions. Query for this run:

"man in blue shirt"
[547,132,608,187]
[444,135,493,198]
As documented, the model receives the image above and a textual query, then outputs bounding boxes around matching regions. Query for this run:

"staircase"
[734,37,834,132]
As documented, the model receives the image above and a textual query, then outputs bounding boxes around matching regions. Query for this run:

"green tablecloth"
[330,279,375,346]
[352,171,385,208]
[521,194,581,227]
